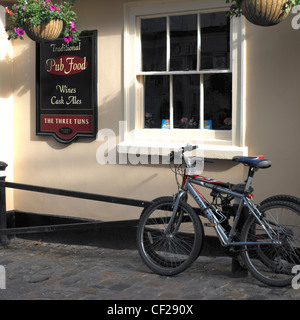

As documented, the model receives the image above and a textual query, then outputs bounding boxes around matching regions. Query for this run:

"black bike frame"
[171,173,281,248]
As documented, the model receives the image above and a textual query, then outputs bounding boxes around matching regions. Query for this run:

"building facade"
[0,0,299,223]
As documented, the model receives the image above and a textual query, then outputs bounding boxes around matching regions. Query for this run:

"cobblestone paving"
[0,238,299,300]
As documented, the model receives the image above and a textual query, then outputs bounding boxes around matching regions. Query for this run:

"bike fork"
[163,190,186,235]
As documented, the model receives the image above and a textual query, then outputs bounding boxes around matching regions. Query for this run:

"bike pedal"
[204,223,216,227]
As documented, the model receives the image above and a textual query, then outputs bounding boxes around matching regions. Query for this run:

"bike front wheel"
[241,199,300,287]
[137,197,203,276]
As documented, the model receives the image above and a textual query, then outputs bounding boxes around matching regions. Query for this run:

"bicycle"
[136,145,300,287]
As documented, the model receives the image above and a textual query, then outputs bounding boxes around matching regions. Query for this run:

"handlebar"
[169,144,214,166]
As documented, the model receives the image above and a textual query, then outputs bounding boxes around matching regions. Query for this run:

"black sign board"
[36,30,98,144]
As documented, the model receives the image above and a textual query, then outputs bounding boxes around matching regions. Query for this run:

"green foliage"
[5,0,80,43]
[226,0,242,17]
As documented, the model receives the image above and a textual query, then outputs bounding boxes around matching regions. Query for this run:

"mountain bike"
[136,145,300,287]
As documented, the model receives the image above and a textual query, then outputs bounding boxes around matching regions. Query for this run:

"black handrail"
[0,164,152,243]
[0,164,203,243]
[0,181,152,208]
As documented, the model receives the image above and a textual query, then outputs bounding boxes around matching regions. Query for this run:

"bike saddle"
[232,156,271,169]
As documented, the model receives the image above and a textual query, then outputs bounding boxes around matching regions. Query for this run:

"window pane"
[204,73,232,130]
[173,75,200,129]
[170,15,197,71]
[141,18,166,71]
[200,12,230,70]
[144,76,169,128]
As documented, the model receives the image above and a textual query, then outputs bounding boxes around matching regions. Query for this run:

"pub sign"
[36,30,98,144]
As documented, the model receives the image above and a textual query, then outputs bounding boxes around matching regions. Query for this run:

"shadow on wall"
[0,44,35,99]
[0,52,13,98]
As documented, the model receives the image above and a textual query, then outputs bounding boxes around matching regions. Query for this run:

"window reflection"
[141,18,166,71]
[200,12,230,70]
[141,12,232,131]
[170,15,197,71]
[204,73,232,130]
[144,76,169,128]
[173,75,200,129]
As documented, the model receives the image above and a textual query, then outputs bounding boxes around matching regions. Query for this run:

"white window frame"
[119,0,248,159]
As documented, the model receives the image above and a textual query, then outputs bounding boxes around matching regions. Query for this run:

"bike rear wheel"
[137,197,203,276]
[260,194,300,207]
[241,200,300,287]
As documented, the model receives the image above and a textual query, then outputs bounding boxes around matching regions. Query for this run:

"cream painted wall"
[244,13,300,200]
[12,0,185,221]
[0,5,14,209]
[8,0,299,222]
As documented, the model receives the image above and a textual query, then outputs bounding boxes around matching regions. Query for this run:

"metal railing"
[0,161,152,245]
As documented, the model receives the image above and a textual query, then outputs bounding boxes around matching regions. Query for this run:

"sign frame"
[36,30,98,144]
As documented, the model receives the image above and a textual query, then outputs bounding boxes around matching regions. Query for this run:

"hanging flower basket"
[24,18,63,42]
[241,0,291,26]
[5,0,80,43]
[226,0,294,27]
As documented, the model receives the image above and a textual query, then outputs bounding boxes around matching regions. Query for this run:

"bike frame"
[170,168,281,248]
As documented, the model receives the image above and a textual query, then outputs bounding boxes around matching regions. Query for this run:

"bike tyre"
[241,200,300,287]
[259,195,300,207]
[137,196,203,276]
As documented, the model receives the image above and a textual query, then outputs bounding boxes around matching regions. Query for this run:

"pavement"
[0,238,299,301]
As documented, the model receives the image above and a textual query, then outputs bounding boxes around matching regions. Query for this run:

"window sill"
[117,141,248,160]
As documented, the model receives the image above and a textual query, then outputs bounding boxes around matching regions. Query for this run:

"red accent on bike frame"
[181,173,223,201]
[182,173,226,188]
[181,174,188,188]
[192,175,224,184]
[181,174,204,199]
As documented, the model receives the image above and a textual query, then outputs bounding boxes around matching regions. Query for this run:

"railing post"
[0,162,9,246]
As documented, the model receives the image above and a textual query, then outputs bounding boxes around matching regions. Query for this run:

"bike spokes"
[241,201,300,286]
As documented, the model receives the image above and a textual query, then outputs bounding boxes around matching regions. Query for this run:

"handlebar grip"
[169,149,214,164]
[169,145,198,163]
[184,144,198,152]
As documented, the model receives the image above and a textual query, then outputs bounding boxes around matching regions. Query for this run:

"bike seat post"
[244,166,256,193]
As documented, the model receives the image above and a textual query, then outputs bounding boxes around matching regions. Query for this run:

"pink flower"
[224,118,232,125]
[69,22,76,32]
[181,117,188,123]
[50,5,56,12]
[14,27,24,36]
[64,36,71,42]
